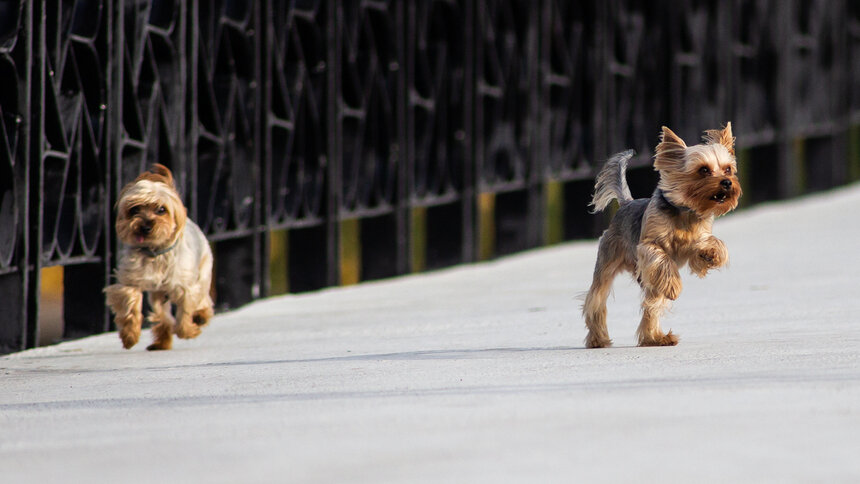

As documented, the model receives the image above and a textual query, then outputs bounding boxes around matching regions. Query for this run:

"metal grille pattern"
[194,1,259,238]
[39,1,109,266]
[1,0,858,353]
[265,1,328,228]
[0,0,30,350]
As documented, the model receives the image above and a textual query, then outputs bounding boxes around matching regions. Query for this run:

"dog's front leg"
[689,236,728,277]
[636,242,682,301]
[636,289,679,347]
[104,284,144,349]
[635,242,682,346]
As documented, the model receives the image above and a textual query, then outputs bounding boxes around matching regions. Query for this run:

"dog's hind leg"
[190,250,214,327]
[192,298,214,327]
[174,295,203,340]
[583,239,624,348]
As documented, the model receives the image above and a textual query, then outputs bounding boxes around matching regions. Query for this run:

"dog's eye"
[698,167,711,176]
[724,167,732,175]
[128,206,140,216]
[156,206,167,215]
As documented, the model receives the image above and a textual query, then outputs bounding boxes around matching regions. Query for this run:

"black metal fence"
[1,0,858,353]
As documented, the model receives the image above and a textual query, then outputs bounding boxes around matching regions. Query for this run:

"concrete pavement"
[2,183,860,483]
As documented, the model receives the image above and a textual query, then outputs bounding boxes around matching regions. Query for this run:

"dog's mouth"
[132,224,154,245]
[132,230,151,245]
[710,191,729,204]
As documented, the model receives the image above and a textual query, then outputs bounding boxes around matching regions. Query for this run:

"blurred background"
[0,0,858,353]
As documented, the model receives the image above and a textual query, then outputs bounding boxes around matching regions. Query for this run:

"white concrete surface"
[2,184,860,484]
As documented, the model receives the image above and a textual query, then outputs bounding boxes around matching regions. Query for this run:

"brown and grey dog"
[583,124,741,348]
[105,164,214,351]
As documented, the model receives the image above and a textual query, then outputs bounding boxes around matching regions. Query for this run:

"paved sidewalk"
[2,184,860,484]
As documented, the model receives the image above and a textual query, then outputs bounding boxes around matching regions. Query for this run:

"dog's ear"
[137,163,175,188]
[654,126,688,171]
[703,122,735,156]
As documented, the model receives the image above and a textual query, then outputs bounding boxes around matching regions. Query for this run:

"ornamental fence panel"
[0,0,856,353]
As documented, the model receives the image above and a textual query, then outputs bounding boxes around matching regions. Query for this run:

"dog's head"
[653,123,742,217]
[115,164,186,249]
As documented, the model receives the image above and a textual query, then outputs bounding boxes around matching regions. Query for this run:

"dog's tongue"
[136,235,146,244]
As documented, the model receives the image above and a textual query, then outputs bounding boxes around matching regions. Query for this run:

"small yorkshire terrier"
[104,164,214,351]
[583,123,741,348]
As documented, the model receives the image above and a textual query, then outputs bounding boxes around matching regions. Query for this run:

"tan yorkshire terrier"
[583,124,741,348]
[104,164,214,351]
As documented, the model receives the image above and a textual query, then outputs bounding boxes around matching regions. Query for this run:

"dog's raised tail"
[589,149,634,213]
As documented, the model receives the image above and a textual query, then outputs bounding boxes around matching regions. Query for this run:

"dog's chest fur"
[118,250,185,293]
[658,212,714,265]
[640,196,714,262]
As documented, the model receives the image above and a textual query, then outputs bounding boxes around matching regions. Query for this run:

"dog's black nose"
[140,224,152,234]
[720,179,732,189]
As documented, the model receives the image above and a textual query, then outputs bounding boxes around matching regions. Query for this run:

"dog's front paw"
[119,324,141,349]
[116,311,143,349]
[696,237,728,272]
[639,330,679,347]
[690,247,723,277]
[698,247,722,267]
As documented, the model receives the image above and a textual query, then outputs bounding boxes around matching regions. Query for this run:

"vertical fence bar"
[462,0,476,264]
[0,0,31,353]
[25,0,44,350]
[326,0,340,288]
